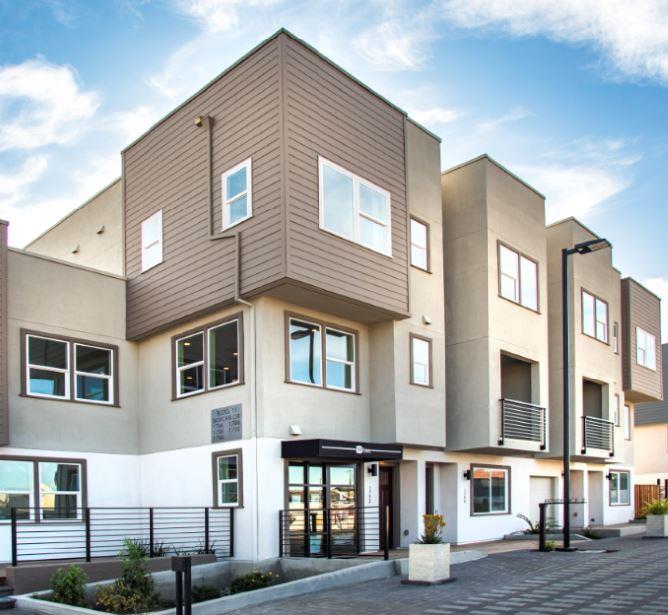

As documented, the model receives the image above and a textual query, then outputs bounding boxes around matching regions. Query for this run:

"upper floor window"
[582,290,608,343]
[609,470,630,506]
[174,315,242,399]
[287,314,357,393]
[410,334,432,387]
[498,243,538,311]
[471,465,510,515]
[613,394,620,427]
[623,404,632,440]
[612,322,619,354]
[319,157,391,256]
[141,210,163,272]
[636,327,656,370]
[24,331,116,405]
[410,218,429,271]
[222,159,252,229]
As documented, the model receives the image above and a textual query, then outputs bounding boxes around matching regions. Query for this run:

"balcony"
[498,398,547,450]
[581,415,614,456]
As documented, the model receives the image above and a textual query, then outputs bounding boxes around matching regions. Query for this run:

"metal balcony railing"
[581,415,615,456]
[498,398,547,449]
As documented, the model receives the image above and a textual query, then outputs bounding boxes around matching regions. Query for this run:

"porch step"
[590,524,645,538]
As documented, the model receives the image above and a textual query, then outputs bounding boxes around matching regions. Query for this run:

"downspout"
[197,115,260,560]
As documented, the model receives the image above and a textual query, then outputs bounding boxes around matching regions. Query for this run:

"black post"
[326,509,332,559]
[183,557,192,615]
[562,248,572,551]
[174,569,183,615]
[304,509,310,557]
[229,507,235,558]
[355,507,361,555]
[664,479,668,501]
[85,507,91,562]
[278,511,284,557]
[11,507,17,567]
[538,503,547,552]
[204,507,210,554]
[383,505,390,561]
[149,508,155,558]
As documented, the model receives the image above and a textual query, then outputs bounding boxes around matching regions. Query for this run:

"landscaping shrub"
[50,565,87,607]
[229,570,277,594]
[192,584,222,602]
[417,513,446,544]
[544,540,556,552]
[642,499,668,516]
[581,526,602,539]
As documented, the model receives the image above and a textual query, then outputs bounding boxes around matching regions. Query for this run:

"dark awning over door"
[281,439,403,462]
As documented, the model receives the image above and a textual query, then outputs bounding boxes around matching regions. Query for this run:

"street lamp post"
[560,237,611,551]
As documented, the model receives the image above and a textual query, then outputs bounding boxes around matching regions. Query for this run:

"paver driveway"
[238,535,668,614]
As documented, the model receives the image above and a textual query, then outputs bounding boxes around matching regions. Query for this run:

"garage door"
[529,477,555,525]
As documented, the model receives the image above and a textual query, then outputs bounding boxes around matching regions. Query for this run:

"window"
[26,334,69,399]
[636,327,656,370]
[319,157,391,256]
[410,218,429,270]
[498,244,538,311]
[472,466,509,515]
[39,462,81,520]
[174,315,242,399]
[410,334,432,387]
[582,290,608,343]
[213,451,242,507]
[624,404,632,440]
[287,314,358,392]
[0,460,33,520]
[141,210,163,272]
[609,470,630,506]
[613,394,620,427]
[612,322,619,354]
[222,159,252,229]
[74,344,113,404]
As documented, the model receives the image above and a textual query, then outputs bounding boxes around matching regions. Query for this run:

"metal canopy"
[281,438,403,462]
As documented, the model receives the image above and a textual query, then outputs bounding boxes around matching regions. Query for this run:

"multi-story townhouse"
[0,30,662,568]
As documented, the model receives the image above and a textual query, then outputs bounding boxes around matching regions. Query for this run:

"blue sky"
[1,0,667,334]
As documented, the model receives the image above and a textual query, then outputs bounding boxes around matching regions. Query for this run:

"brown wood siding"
[0,222,7,445]
[622,278,663,402]
[123,38,285,340]
[283,37,410,317]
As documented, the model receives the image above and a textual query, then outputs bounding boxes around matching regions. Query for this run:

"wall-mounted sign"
[211,405,242,443]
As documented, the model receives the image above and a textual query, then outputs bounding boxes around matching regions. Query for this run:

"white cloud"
[0,156,49,208]
[643,277,668,342]
[441,0,668,84]
[175,0,283,33]
[410,106,461,127]
[103,105,163,144]
[0,58,99,151]
[476,106,531,132]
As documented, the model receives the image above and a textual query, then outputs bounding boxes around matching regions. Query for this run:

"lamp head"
[573,238,611,255]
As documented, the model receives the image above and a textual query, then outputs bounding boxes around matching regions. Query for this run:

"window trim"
[24,333,70,401]
[171,313,244,401]
[0,459,34,522]
[410,216,431,272]
[73,343,115,406]
[609,469,630,506]
[318,156,392,258]
[21,329,119,408]
[38,461,84,522]
[0,455,87,524]
[284,311,360,394]
[140,209,163,273]
[221,158,253,230]
[635,326,657,371]
[409,333,433,388]
[581,288,609,344]
[211,449,243,508]
[496,241,540,313]
[470,464,511,516]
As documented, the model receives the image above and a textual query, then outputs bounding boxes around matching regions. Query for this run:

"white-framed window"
[636,327,656,370]
[624,404,632,440]
[208,320,241,390]
[74,344,113,405]
[222,159,252,230]
[325,328,355,392]
[141,210,163,272]
[410,335,432,387]
[498,244,538,311]
[613,394,621,427]
[318,157,391,256]
[176,332,205,398]
[39,462,82,520]
[0,460,33,520]
[582,290,608,343]
[26,334,70,400]
[410,218,429,270]
[609,470,630,506]
[472,466,510,515]
[216,453,241,507]
[612,322,619,354]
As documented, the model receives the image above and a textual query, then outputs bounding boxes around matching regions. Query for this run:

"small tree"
[416,514,446,544]
[51,565,87,607]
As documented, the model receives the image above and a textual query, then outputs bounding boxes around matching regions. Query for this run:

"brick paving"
[238,536,668,614]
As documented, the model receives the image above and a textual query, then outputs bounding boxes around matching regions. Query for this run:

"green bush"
[229,570,277,594]
[544,540,556,552]
[51,566,87,607]
[192,584,222,602]
[581,526,602,539]
[416,514,446,544]
[643,499,668,516]
[95,539,162,614]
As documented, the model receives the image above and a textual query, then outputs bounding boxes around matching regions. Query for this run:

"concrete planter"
[646,515,668,538]
[407,543,450,584]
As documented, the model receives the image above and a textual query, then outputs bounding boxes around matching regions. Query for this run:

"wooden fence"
[635,484,660,518]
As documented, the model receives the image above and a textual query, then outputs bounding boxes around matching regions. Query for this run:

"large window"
[0,460,33,520]
[174,315,242,399]
[222,159,252,229]
[609,470,630,506]
[582,290,608,343]
[141,210,163,272]
[636,327,656,370]
[23,331,117,405]
[319,157,391,256]
[213,451,242,507]
[287,314,357,392]
[498,243,538,311]
[410,334,432,387]
[472,466,510,515]
[410,218,429,270]
[40,462,82,520]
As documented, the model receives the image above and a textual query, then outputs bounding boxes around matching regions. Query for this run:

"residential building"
[0,30,662,565]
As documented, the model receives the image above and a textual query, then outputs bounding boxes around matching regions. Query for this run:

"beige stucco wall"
[634,423,668,479]
[25,179,123,276]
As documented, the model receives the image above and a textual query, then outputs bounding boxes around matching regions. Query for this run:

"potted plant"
[407,514,450,584]
[643,500,668,538]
